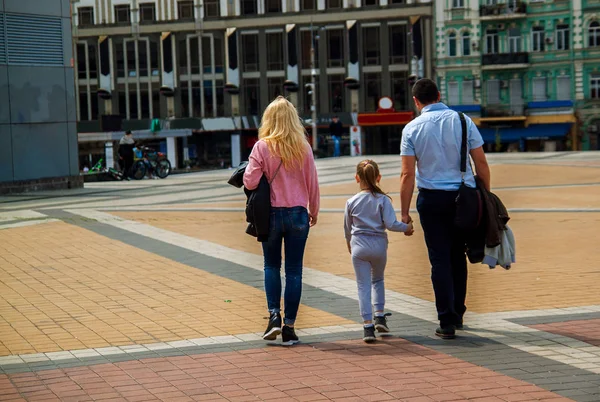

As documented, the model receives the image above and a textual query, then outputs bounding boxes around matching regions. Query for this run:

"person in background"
[118,130,135,180]
[329,116,343,157]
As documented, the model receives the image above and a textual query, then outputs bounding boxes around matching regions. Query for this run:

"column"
[347,20,360,113]
[226,28,241,115]
[166,137,177,170]
[105,142,114,169]
[286,24,300,108]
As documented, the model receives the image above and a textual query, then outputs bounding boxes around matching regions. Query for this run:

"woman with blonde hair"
[244,96,320,346]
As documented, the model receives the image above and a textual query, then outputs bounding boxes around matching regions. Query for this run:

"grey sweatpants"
[350,234,388,322]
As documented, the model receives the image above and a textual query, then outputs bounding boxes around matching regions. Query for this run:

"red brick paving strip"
[530,318,600,347]
[0,337,569,401]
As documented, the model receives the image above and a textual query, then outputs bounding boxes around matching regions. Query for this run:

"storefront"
[357,98,414,155]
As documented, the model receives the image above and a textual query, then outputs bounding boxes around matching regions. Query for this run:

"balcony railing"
[482,52,529,66]
[480,1,526,17]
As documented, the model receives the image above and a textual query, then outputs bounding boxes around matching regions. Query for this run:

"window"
[178,1,194,19]
[462,80,474,104]
[364,73,381,112]
[205,0,220,17]
[76,43,98,79]
[329,74,344,113]
[327,0,342,7]
[556,24,570,51]
[268,77,284,101]
[266,32,284,70]
[591,76,600,99]
[485,29,499,54]
[364,0,378,5]
[532,26,545,52]
[301,30,319,69]
[362,26,380,65]
[453,0,464,8]
[266,0,282,12]
[447,81,459,105]
[301,0,316,10]
[78,7,94,26]
[115,5,131,23]
[244,78,261,115]
[487,79,500,105]
[462,32,471,56]
[589,21,600,47]
[391,72,408,110]
[139,3,156,22]
[557,76,570,100]
[241,33,259,72]
[389,25,407,64]
[327,29,344,68]
[448,32,457,57]
[508,28,521,53]
[532,77,547,101]
[78,89,98,121]
[390,0,405,3]
[241,0,257,15]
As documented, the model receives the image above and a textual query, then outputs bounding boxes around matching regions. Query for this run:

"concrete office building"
[72,0,434,169]
[0,0,81,194]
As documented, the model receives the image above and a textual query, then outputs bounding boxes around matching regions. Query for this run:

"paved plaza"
[1,152,600,401]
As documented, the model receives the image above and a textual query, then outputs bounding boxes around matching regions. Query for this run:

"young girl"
[344,160,414,343]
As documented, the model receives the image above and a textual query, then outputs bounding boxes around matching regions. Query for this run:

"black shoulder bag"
[454,112,483,231]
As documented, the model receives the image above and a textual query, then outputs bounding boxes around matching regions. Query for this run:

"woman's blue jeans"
[262,207,310,326]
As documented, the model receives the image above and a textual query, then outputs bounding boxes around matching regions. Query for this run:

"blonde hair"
[356,160,391,200]
[259,96,309,169]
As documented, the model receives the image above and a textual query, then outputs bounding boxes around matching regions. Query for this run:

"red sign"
[357,111,414,126]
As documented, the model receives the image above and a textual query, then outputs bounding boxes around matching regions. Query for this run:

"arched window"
[590,21,600,47]
[462,31,471,56]
[448,32,457,57]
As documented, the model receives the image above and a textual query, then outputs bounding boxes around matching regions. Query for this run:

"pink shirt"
[243,140,320,218]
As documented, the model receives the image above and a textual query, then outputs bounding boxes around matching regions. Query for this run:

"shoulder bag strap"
[458,112,468,183]
[269,160,283,185]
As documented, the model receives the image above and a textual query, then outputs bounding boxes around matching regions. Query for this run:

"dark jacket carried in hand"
[465,176,510,263]
[228,162,272,242]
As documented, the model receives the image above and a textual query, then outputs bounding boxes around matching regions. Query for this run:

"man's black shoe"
[262,313,282,340]
[435,326,456,339]
[281,325,299,346]
[456,322,464,330]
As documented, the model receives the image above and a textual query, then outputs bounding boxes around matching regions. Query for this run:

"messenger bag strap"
[269,160,283,185]
[458,112,468,182]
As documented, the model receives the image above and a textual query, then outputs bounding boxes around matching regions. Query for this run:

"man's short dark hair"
[412,78,439,105]
[125,130,132,135]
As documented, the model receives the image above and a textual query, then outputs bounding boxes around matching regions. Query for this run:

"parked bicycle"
[131,146,172,180]
[89,158,124,181]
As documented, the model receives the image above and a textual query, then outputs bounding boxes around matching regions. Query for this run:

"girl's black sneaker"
[363,326,376,343]
[374,313,392,333]
[263,313,282,340]
[282,325,299,346]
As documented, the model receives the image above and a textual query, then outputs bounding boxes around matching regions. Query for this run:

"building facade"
[434,0,600,151]
[72,0,434,168]
[0,0,81,193]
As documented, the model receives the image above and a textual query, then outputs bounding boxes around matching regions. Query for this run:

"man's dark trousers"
[417,189,468,327]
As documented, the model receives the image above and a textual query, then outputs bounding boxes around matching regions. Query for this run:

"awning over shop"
[202,117,236,131]
[78,129,192,143]
[241,115,261,130]
[479,123,572,143]
[301,113,354,127]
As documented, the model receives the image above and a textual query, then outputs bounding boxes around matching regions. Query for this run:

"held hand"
[404,221,415,236]
[309,214,318,227]
[401,214,412,225]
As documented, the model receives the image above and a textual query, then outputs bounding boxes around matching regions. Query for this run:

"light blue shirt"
[400,103,484,191]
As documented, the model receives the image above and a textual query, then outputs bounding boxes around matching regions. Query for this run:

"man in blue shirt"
[400,79,491,339]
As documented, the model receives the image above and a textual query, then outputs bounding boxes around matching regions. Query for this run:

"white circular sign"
[378,97,393,109]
